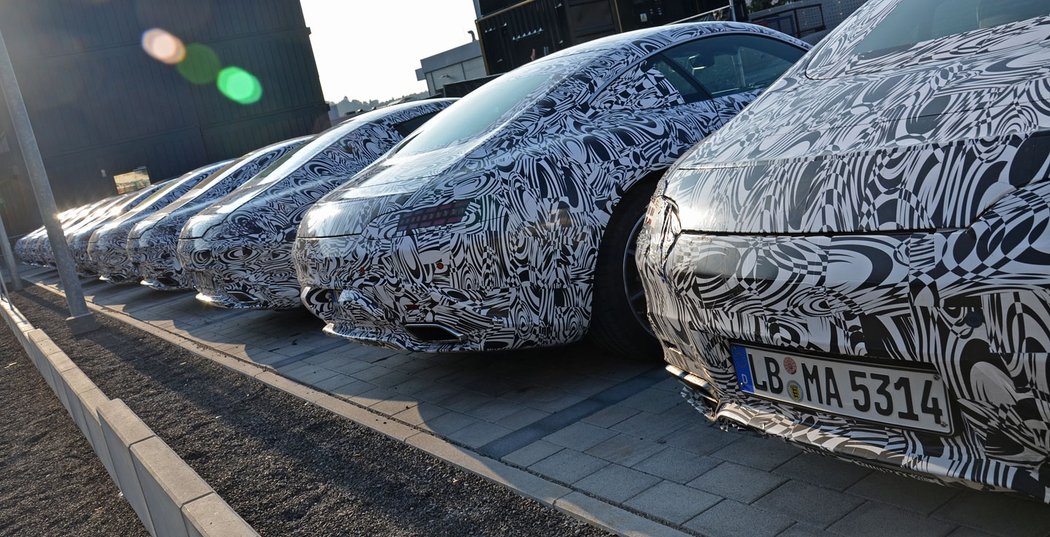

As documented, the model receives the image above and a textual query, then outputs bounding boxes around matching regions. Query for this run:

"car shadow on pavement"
[20,272,664,457]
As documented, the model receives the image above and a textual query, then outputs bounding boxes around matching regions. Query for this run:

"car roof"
[542,21,807,75]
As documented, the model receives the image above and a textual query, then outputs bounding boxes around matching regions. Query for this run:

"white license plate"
[731,344,953,434]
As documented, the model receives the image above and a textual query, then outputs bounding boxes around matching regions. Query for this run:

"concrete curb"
[28,283,690,537]
[0,295,258,537]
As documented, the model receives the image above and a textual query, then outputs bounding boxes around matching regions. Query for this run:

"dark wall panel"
[478,0,731,74]
[42,127,208,209]
[0,0,309,60]
[0,84,37,237]
[19,47,196,158]
[201,107,319,162]
[189,31,327,128]
[0,0,326,236]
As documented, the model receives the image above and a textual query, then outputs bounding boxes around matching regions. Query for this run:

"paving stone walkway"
[21,265,1050,537]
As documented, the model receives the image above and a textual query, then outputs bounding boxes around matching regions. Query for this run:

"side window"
[589,62,685,111]
[645,56,709,103]
[651,34,806,100]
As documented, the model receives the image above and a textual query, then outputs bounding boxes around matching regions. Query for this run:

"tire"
[589,179,661,360]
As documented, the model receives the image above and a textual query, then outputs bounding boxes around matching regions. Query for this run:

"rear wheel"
[590,180,661,360]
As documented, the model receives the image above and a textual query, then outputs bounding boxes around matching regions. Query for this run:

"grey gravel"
[0,309,148,537]
[12,287,612,537]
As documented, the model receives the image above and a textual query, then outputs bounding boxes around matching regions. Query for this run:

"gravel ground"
[0,303,148,537]
[10,287,611,537]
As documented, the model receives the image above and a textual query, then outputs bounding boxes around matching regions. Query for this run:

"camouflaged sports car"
[638,0,1050,501]
[294,23,808,355]
[69,184,169,274]
[17,195,121,266]
[86,160,229,281]
[125,136,310,289]
[177,99,454,310]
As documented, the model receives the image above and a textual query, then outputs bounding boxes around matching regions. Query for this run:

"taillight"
[397,200,470,232]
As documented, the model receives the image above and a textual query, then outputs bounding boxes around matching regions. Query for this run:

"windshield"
[235,142,316,189]
[856,0,1048,58]
[393,61,570,157]
[186,159,242,195]
[130,163,223,210]
[128,180,184,211]
[234,121,363,193]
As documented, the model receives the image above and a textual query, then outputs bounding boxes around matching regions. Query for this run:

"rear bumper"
[294,233,589,352]
[641,224,1050,501]
[299,283,558,353]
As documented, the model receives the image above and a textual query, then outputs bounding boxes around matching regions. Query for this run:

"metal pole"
[0,214,21,291]
[0,252,9,306]
[0,28,95,333]
[728,0,738,21]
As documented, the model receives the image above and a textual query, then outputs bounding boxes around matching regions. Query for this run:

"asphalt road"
[10,287,612,537]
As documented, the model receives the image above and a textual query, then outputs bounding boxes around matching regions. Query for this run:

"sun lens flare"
[141,28,186,65]
[217,67,263,105]
[177,43,222,85]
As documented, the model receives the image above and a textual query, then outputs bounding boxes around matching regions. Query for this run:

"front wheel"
[590,181,661,360]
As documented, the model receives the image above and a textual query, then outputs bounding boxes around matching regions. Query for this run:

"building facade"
[749,0,868,40]
[416,40,486,97]
[476,0,737,75]
[0,0,327,236]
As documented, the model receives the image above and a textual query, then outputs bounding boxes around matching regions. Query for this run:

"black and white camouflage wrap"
[293,23,808,352]
[17,196,118,267]
[127,136,310,290]
[639,0,1050,501]
[64,184,169,273]
[88,161,229,283]
[176,99,454,309]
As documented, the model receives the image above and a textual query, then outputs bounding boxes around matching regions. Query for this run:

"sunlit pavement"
[20,264,1050,537]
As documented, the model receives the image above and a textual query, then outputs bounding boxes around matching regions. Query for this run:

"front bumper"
[70,235,97,275]
[89,231,137,283]
[640,214,1050,500]
[129,235,189,290]
[177,237,302,310]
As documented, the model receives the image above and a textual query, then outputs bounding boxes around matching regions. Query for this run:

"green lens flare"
[217,67,263,105]
[176,44,221,85]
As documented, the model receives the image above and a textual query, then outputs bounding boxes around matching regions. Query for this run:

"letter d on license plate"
[731,344,953,435]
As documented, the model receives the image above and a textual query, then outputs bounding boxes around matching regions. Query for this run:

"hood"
[333,141,479,201]
[134,138,309,241]
[665,26,1050,234]
[68,197,137,243]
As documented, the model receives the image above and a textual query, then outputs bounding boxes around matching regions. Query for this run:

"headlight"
[130,214,164,240]
[299,196,400,238]
[181,213,224,240]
